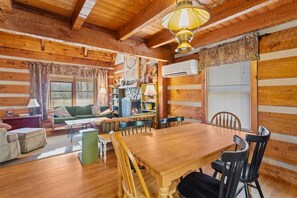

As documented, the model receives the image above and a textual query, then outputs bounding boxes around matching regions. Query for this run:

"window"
[50,81,73,107]
[50,76,95,107]
[207,62,251,130]
[76,78,94,106]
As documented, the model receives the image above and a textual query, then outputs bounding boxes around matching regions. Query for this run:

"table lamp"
[27,99,40,116]
[144,85,157,102]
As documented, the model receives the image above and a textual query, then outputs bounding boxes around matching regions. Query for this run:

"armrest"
[7,132,18,143]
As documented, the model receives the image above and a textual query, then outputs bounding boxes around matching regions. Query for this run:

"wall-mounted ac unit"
[162,59,198,78]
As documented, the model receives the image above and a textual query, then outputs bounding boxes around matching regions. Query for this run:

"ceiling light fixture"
[162,0,210,53]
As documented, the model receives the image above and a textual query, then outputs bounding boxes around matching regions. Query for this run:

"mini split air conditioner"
[162,59,198,78]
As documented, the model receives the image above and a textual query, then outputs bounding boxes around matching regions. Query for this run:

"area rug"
[0,133,82,168]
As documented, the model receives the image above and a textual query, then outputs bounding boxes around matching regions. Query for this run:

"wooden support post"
[40,39,45,51]
[158,61,168,120]
[83,47,88,57]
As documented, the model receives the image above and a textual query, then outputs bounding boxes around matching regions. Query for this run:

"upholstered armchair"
[0,128,21,163]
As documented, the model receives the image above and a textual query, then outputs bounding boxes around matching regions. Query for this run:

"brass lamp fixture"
[162,0,210,53]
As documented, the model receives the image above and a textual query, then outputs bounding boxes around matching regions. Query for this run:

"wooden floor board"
[0,151,296,198]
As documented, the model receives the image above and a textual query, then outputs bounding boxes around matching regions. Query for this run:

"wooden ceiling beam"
[0,0,12,13]
[117,0,176,41]
[180,1,297,58]
[147,0,274,48]
[0,9,172,61]
[72,0,96,30]
[0,46,113,67]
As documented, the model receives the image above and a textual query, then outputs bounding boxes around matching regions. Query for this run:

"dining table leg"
[158,186,170,198]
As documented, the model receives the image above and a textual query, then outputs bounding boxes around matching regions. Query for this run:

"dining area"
[109,114,271,198]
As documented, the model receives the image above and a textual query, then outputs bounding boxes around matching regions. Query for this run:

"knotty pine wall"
[257,26,297,185]
[0,58,30,118]
[167,70,205,123]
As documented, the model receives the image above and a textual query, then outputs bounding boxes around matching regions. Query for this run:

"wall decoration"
[124,55,139,81]
[139,58,158,83]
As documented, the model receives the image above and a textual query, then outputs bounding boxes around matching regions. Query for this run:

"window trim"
[49,76,95,108]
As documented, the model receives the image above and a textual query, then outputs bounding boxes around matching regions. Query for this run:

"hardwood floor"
[0,151,296,198]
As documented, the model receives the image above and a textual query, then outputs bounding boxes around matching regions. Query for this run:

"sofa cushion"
[54,106,71,117]
[76,105,92,115]
[6,132,18,143]
[65,106,76,117]
[75,115,97,119]
[100,105,109,113]
[54,116,75,124]
[0,128,8,145]
[92,105,101,115]
[100,108,112,116]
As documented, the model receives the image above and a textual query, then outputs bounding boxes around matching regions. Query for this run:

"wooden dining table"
[120,123,248,198]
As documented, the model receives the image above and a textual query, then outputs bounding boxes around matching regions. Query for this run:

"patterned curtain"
[28,62,109,120]
[199,33,259,69]
[28,62,51,120]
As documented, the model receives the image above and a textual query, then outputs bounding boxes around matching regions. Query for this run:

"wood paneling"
[258,86,297,107]
[15,0,78,17]
[0,59,29,69]
[0,84,30,94]
[265,139,297,165]
[260,162,297,185]
[0,72,29,81]
[168,89,201,102]
[258,57,297,80]
[114,63,124,72]
[260,26,297,54]
[0,108,28,118]
[0,97,29,106]
[0,0,12,13]
[0,31,115,65]
[168,104,201,120]
[258,112,297,136]
[168,75,202,86]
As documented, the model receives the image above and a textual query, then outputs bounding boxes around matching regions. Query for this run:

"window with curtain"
[207,62,251,130]
[76,78,94,106]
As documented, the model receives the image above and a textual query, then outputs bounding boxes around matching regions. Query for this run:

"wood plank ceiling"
[0,0,297,62]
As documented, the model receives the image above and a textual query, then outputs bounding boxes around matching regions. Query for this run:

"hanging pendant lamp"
[162,0,210,53]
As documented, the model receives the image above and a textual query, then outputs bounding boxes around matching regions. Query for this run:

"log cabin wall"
[257,26,297,185]
[0,58,30,118]
[167,70,206,123]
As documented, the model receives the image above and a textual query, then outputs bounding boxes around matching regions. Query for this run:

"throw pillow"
[100,108,112,116]
[54,106,71,117]
[92,105,101,115]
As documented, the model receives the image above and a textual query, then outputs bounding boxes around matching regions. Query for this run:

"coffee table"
[65,117,109,142]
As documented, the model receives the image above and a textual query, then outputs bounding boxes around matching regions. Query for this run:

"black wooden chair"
[177,135,249,198]
[159,116,184,128]
[211,125,271,198]
[119,120,153,136]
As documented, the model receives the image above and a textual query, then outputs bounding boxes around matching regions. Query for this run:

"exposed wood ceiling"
[0,0,296,62]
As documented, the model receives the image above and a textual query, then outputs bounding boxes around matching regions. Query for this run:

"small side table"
[78,128,99,165]
[3,115,42,130]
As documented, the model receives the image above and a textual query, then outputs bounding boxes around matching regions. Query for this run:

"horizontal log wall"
[0,58,30,118]
[167,72,205,123]
[258,26,297,185]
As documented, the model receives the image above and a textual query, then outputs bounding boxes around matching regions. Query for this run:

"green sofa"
[51,105,112,131]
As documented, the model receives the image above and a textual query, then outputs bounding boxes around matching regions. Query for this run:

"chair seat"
[130,169,177,198]
[177,172,225,198]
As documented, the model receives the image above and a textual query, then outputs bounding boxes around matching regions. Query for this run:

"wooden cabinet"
[3,115,42,130]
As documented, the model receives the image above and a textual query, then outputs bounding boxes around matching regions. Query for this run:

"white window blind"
[207,62,251,130]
